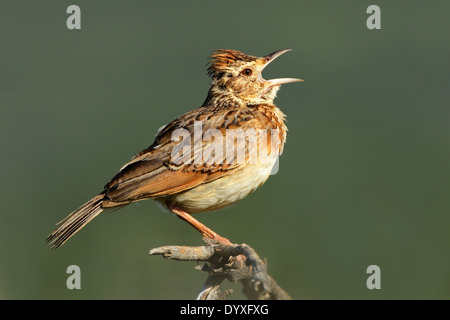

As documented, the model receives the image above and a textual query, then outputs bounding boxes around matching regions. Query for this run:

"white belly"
[159,155,279,213]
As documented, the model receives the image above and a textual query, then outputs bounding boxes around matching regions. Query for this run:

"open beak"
[261,49,304,87]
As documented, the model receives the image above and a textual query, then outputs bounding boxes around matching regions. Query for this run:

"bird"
[46,49,303,249]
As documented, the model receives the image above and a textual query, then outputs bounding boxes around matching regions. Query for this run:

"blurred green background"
[0,1,449,299]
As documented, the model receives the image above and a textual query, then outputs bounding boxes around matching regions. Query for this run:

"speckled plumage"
[46,49,302,249]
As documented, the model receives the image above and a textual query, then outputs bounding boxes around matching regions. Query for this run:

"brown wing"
[102,103,285,206]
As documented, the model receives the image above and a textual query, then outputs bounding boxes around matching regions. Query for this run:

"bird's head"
[207,49,303,105]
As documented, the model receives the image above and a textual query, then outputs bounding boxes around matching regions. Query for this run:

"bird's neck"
[202,86,275,108]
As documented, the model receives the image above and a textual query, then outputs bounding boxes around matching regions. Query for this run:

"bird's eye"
[242,68,253,76]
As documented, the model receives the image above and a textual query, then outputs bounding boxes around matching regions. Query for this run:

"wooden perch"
[149,239,292,300]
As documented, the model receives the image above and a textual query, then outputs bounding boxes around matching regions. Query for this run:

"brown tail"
[46,194,106,249]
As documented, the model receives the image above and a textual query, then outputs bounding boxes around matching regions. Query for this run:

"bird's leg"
[168,204,233,245]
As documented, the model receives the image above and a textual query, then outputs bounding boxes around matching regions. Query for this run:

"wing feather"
[103,103,284,206]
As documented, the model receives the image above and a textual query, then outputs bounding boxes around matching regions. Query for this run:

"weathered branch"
[149,239,292,300]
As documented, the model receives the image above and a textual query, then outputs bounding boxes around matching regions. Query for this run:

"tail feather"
[46,194,106,249]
